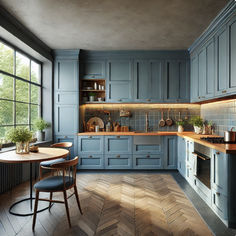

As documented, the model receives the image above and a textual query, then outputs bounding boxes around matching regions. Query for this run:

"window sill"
[0,140,52,153]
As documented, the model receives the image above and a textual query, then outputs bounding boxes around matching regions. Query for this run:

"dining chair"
[32,156,82,231]
[39,142,73,179]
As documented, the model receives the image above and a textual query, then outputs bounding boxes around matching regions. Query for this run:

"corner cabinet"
[106,59,133,102]
[53,50,80,158]
[164,136,177,169]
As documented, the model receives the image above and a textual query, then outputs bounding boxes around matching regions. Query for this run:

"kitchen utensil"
[87,117,104,129]
[224,127,236,143]
[159,110,165,127]
[114,122,121,132]
[166,109,173,126]
[95,125,100,132]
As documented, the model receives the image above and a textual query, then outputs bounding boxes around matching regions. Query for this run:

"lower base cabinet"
[78,154,104,169]
[105,154,132,169]
[212,188,228,220]
[133,154,162,169]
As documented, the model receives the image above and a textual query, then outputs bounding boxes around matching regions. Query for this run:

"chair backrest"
[50,142,73,148]
[51,156,78,188]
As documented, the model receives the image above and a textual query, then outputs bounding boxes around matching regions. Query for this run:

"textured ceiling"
[0,0,229,50]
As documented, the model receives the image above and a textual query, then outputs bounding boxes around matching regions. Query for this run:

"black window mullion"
[13,50,16,128]
[29,60,31,130]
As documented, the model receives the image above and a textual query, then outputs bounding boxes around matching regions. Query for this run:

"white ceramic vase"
[178,125,184,133]
[194,126,202,134]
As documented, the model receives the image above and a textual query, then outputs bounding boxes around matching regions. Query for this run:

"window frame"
[0,38,43,140]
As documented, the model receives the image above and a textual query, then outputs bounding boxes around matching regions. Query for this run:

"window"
[0,40,42,141]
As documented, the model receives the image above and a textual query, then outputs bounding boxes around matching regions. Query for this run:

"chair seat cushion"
[40,158,65,167]
[34,176,75,191]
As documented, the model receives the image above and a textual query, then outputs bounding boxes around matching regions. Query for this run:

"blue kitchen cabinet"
[190,55,199,102]
[227,16,236,94]
[55,91,78,105]
[107,60,133,102]
[105,136,132,154]
[215,25,228,96]
[198,47,207,99]
[78,154,104,169]
[105,154,132,169]
[54,59,79,92]
[211,150,228,196]
[54,135,78,159]
[177,137,186,177]
[164,136,177,169]
[164,60,189,103]
[134,60,163,102]
[54,104,78,135]
[212,188,228,220]
[80,60,105,79]
[133,136,162,154]
[78,136,104,155]
[133,154,162,169]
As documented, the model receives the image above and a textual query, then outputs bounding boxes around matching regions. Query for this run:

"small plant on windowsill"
[5,127,33,154]
[34,118,48,142]
[189,116,204,134]
[176,120,186,133]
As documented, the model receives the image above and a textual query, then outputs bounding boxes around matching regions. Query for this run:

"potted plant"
[34,118,48,141]
[6,127,32,154]
[189,116,204,134]
[88,92,96,102]
[176,120,185,133]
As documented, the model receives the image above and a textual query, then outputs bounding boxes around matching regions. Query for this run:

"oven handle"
[192,152,210,161]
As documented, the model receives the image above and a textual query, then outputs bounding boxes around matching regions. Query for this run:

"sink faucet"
[145,112,149,132]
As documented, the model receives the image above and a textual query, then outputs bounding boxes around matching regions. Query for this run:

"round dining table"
[0,147,69,216]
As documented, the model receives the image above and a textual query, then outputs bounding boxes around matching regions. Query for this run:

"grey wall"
[201,99,236,136]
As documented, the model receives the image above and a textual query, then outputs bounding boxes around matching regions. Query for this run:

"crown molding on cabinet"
[53,49,80,60]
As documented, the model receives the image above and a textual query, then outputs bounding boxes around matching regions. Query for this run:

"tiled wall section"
[82,106,200,132]
[201,99,236,136]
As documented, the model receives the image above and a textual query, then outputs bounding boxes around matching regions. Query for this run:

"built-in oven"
[192,143,211,189]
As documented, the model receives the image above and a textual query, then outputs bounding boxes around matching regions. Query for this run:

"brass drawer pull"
[222,90,227,94]
[216,192,220,196]
[118,99,122,102]
[216,152,220,155]
[116,155,120,158]
[117,136,120,139]
[146,155,150,158]
[146,99,151,102]
[89,155,93,158]
[88,136,92,138]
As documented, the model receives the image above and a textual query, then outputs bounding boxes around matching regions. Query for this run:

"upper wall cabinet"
[190,55,199,102]
[107,59,133,102]
[54,60,79,92]
[134,60,163,102]
[164,60,189,103]
[80,60,105,79]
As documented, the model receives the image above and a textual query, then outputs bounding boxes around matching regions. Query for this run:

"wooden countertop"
[78,131,236,154]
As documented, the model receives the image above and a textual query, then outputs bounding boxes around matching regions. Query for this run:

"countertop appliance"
[200,137,235,144]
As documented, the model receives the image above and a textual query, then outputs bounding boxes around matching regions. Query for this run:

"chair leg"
[39,166,43,180]
[49,192,53,211]
[32,190,39,231]
[63,190,71,228]
[74,186,83,215]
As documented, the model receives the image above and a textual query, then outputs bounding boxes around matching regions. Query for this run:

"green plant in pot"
[176,120,186,133]
[34,118,48,141]
[6,127,32,154]
[189,116,204,134]
[88,92,96,102]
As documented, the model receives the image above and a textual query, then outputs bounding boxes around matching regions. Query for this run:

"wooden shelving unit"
[80,79,106,104]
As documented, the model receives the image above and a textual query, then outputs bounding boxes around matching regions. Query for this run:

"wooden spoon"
[159,110,166,127]
[166,109,173,126]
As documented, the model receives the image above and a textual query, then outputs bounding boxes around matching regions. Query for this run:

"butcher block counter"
[78,131,236,154]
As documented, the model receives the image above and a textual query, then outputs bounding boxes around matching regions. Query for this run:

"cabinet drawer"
[78,154,104,169]
[133,136,162,154]
[133,154,162,169]
[212,189,228,220]
[105,136,132,154]
[78,136,104,155]
[194,178,211,207]
[105,154,132,169]
[178,160,186,178]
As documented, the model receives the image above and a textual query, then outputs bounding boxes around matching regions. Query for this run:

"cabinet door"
[105,136,132,154]
[177,137,186,177]
[54,105,78,135]
[55,92,78,105]
[105,154,132,169]
[164,136,177,169]
[80,60,105,79]
[190,55,199,102]
[54,60,79,91]
[211,150,228,195]
[107,60,133,102]
[228,16,236,93]
[212,189,228,220]
[215,25,228,95]
[164,60,189,102]
[78,136,104,155]
[54,135,77,158]
[78,154,104,169]
[198,48,207,98]
[134,60,150,102]
[133,154,162,169]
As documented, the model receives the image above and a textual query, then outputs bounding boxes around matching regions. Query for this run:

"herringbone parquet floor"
[0,173,212,236]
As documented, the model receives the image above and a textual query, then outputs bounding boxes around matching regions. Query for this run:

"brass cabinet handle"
[117,136,120,139]
[198,96,201,99]
[146,155,150,158]
[216,152,220,155]
[88,136,92,138]
[117,99,122,102]
[222,90,227,93]
[64,136,68,138]
[146,99,151,102]
[116,155,120,158]
[89,155,93,158]
[216,192,220,196]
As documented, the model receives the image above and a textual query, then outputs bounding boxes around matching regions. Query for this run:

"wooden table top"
[0,147,69,163]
